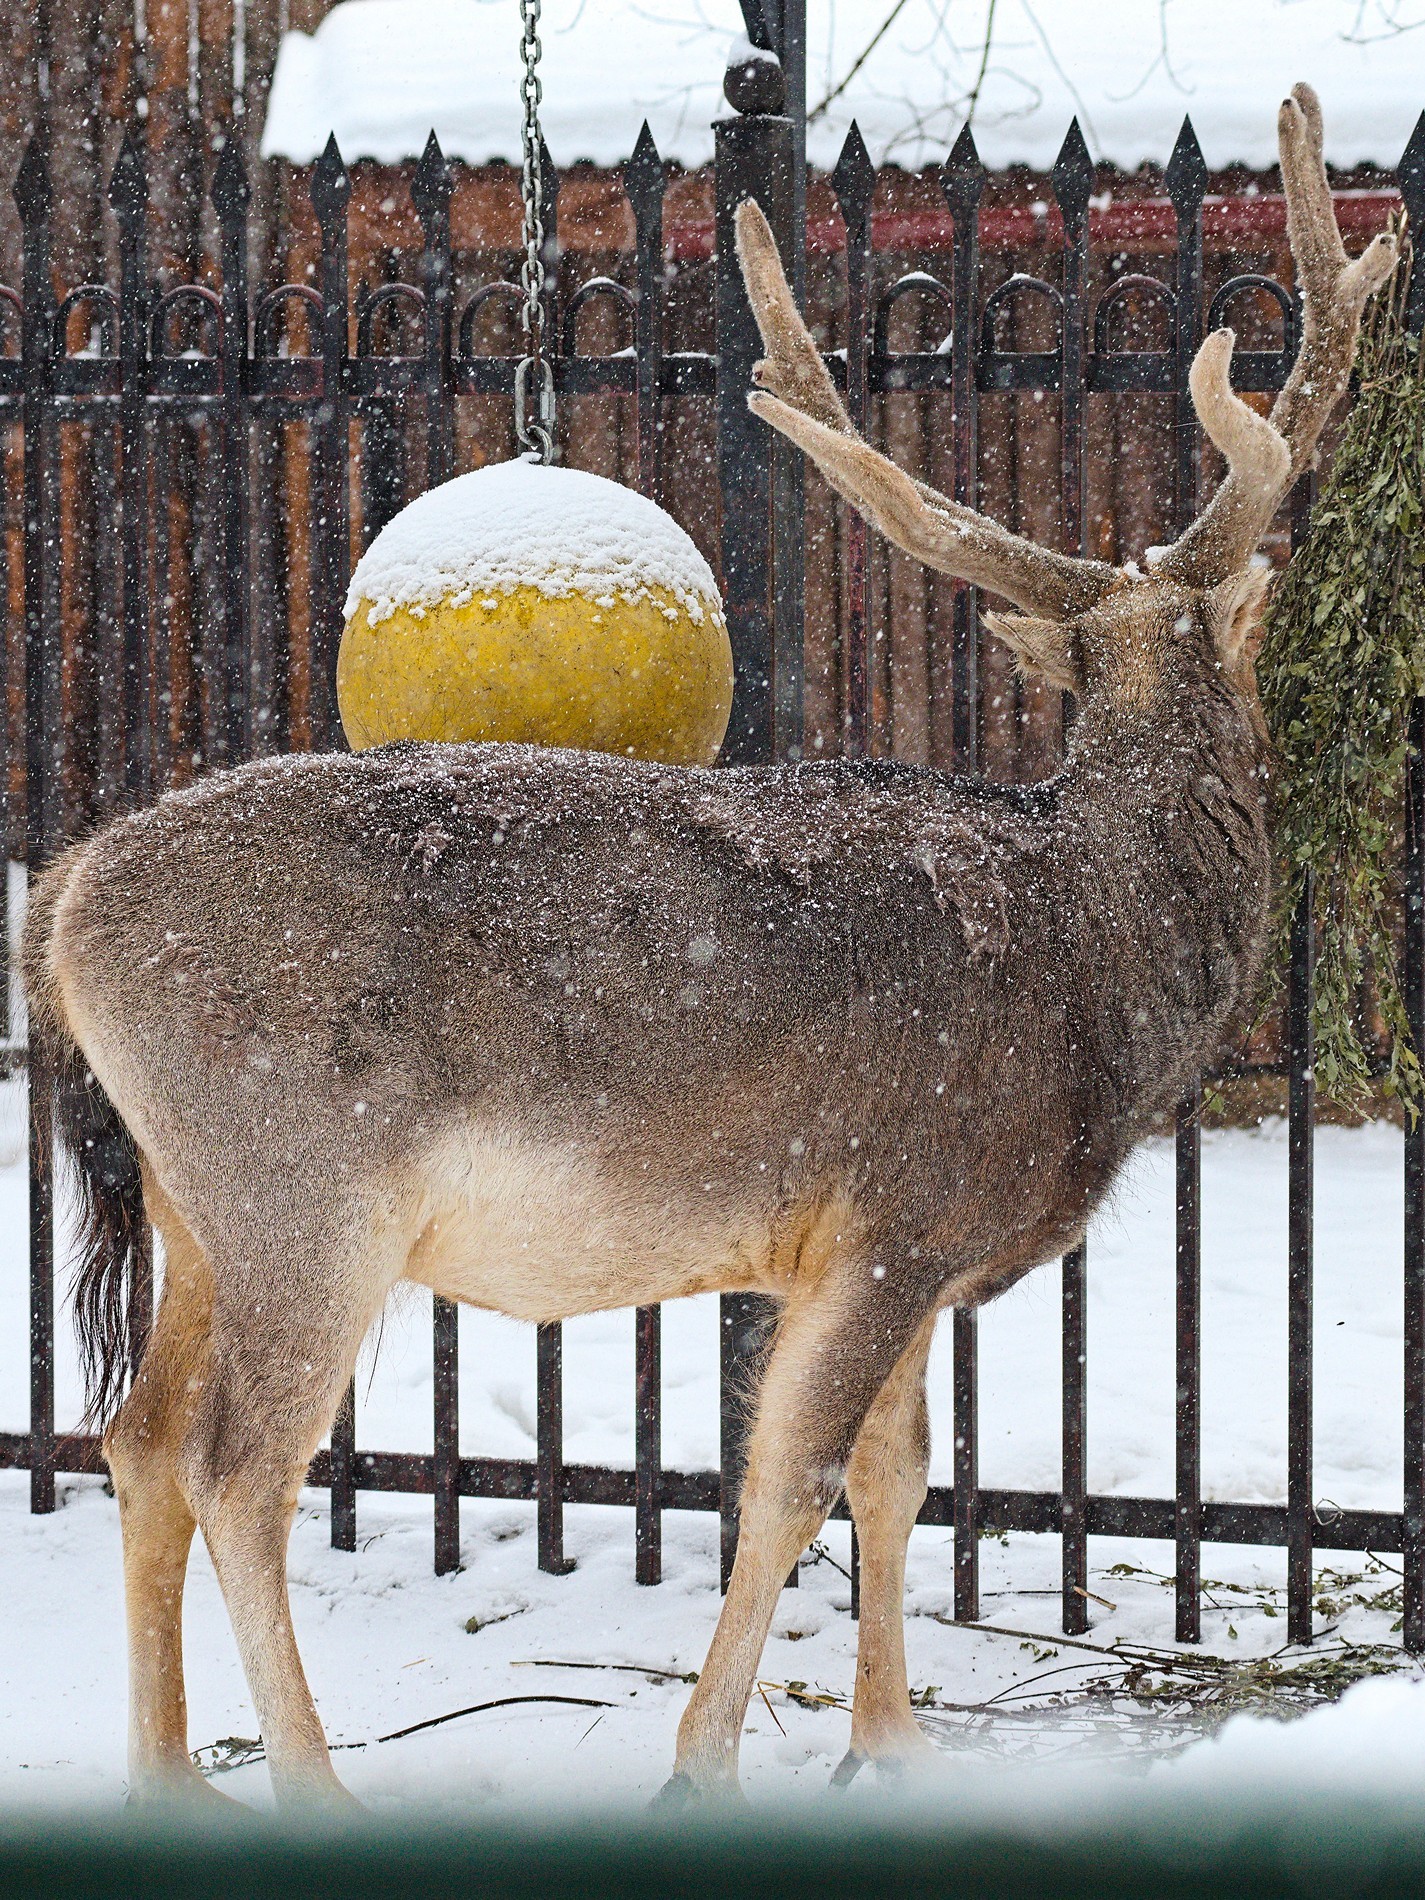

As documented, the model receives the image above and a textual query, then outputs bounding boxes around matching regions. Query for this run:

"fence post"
[1166,115,1208,1647]
[1399,108,1425,1651]
[713,39,798,1592]
[310,136,350,751]
[16,134,56,1515]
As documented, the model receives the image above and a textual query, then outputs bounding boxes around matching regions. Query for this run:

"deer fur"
[19,85,1394,1809]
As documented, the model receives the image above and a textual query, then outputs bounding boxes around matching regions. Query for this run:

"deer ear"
[1208,565,1273,668]
[981,610,1081,694]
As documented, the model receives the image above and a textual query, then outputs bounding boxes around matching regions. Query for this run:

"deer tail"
[20,854,146,1433]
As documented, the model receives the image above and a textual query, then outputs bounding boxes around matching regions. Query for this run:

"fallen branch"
[513,1658,698,1684]
[192,1694,617,1778]
[377,1695,612,1743]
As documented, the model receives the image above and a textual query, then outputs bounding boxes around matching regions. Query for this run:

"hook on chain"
[514,353,555,464]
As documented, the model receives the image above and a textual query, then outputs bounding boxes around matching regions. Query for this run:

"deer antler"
[735,199,1122,620]
[1155,83,1399,587]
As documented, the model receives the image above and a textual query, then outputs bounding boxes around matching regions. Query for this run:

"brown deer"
[21,86,1395,1809]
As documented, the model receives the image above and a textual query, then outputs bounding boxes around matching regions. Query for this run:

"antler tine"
[1157,84,1399,589]
[735,199,1120,621]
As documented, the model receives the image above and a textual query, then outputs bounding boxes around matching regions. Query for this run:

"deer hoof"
[829,1748,867,1790]
[649,1770,697,1811]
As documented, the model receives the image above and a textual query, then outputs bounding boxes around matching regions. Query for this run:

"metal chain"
[515,0,554,461]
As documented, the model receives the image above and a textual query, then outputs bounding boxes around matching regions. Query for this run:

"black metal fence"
[2,48,1425,1655]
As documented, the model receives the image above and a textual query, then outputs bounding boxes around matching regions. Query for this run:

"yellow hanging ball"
[338,460,733,765]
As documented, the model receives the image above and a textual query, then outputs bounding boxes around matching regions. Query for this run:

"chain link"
[516,0,554,461]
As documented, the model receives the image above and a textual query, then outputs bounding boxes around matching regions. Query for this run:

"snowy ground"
[4,1078,1424,1815]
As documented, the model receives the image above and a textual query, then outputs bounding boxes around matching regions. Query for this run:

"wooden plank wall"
[0,3,1347,814]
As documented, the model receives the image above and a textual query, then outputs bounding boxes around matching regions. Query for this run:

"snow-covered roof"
[261,0,1425,175]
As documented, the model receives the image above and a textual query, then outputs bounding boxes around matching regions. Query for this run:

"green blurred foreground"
[2,1796,1425,1899]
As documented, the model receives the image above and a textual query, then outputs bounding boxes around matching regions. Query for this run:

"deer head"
[736,85,1398,728]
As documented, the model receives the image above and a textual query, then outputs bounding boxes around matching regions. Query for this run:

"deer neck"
[1049,682,1273,1113]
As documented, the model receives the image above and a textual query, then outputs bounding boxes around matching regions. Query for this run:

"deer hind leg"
[103,1174,230,1805]
[176,1224,397,1810]
[833,1311,940,1788]
[662,1262,944,1800]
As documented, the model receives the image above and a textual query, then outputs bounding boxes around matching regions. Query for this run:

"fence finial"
[212,135,251,219]
[1052,118,1093,240]
[1165,116,1209,225]
[831,120,874,230]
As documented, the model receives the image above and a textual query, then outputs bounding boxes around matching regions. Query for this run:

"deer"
[20,86,1396,1811]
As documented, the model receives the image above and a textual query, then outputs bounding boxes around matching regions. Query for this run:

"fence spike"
[411,128,453,229]
[538,133,561,213]
[831,119,875,230]
[625,120,665,225]
[1051,117,1093,240]
[211,132,251,218]
[941,120,986,217]
[13,134,51,224]
[311,132,350,228]
[1164,116,1208,223]
[107,125,148,230]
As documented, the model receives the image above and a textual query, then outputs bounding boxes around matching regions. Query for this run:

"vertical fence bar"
[329,1380,356,1552]
[941,124,985,771]
[833,126,874,1607]
[1052,118,1093,1638]
[1400,116,1425,1651]
[943,120,985,1624]
[537,1321,575,1574]
[433,1298,461,1574]
[309,137,356,1543]
[634,1303,661,1585]
[309,136,350,751]
[1407,696,1425,1652]
[110,131,151,806]
[952,1309,978,1620]
[628,121,665,508]
[831,123,873,758]
[1284,467,1319,1644]
[628,121,666,1584]
[213,137,252,762]
[17,135,56,1514]
[413,131,454,488]
[713,58,794,1590]
[91,391,122,817]
[411,129,463,1578]
[770,0,805,760]
[1166,117,1207,1645]
[105,126,157,1364]
[1287,877,1316,1641]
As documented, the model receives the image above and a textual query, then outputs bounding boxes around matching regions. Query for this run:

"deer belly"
[399,1124,755,1320]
